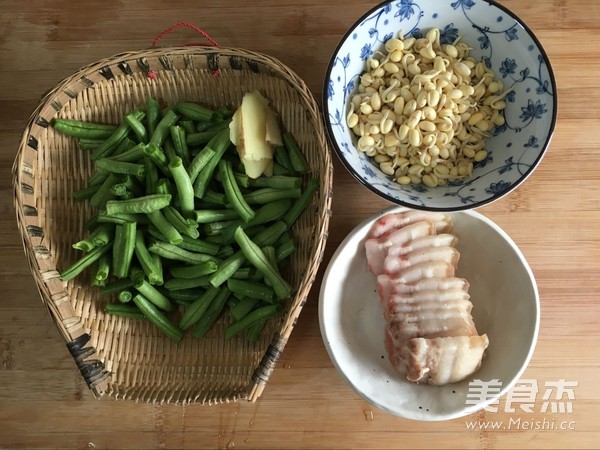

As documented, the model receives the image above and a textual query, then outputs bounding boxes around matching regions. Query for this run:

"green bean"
[248,175,302,190]
[91,277,106,287]
[234,227,291,300]
[273,162,291,176]
[151,253,163,286]
[53,118,117,139]
[60,242,113,281]
[263,246,279,274]
[97,212,148,225]
[231,267,254,280]
[105,194,171,215]
[220,199,291,242]
[193,130,231,198]
[89,173,119,208]
[134,230,163,285]
[202,190,227,206]
[104,302,146,321]
[169,261,218,279]
[274,145,294,173]
[180,120,196,135]
[216,170,250,188]
[192,287,230,338]
[243,188,301,205]
[106,142,145,163]
[129,266,146,284]
[195,121,213,132]
[219,160,255,223]
[112,137,135,157]
[88,169,109,187]
[178,235,220,256]
[148,240,217,265]
[143,143,170,176]
[149,109,179,147]
[95,253,110,281]
[134,278,173,312]
[193,208,239,224]
[73,185,100,201]
[111,183,130,198]
[72,224,114,252]
[84,214,100,231]
[132,294,182,342]
[144,156,159,194]
[276,238,296,262]
[165,288,204,303]
[179,286,220,330]
[175,102,215,122]
[91,110,144,160]
[205,220,235,236]
[79,138,104,150]
[168,156,195,216]
[121,175,144,197]
[283,178,318,228]
[188,147,215,184]
[101,278,134,295]
[162,206,199,239]
[118,290,133,303]
[96,158,145,177]
[164,276,212,291]
[112,221,136,278]
[227,279,274,303]
[146,210,183,245]
[225,304,281,340]
[163,139,176,162]
[125,112,148,143]
[170,126,191,166]
[229,296,259,321]
[147,98,160,137]
[246,318,267,342]
[154,178,172,196]
[216,245,235,259]
[283,133,310,173]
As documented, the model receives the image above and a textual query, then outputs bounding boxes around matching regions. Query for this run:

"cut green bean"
[175,102,214,122]
[60,242,113,281]
[243,188,301,205]
[144,156,159,194]
[91,110,144,160]
[220,199,291,242]
[118,290,133,303]
[112,221,136,279]
[283,133,310,173]
[263,246,279,274]
[147,98,160,137]
[202,190,227,206]
[187,131,222,146]
[106,194,171,215]
[227,279,274,303]
[193,208,239,224]
[229,296,259,321]
[84,214,100,231]
[193,130,231,198]
[97,212,148,225]
[89,173,119,208]
[164,276,212,291]
[283,178,318,228]
[53,118,117,139]
[95,253,110,281]
[125,112,148,143]
[134,278,173,312]
[79,138,104,150]
[276,238,296,262]
[170,126,191,166]
[188,147,215,184]
[273,162,291,176]
[169,261,218,279]
[149,109,179,147]
[166,288,204,303]
[143,143,170,176]
[101,278,134,295]
[248,175,302,190]
[216,245,235,259]
[146,210,183,245]
[274,145,294,173]
[168,156,195,216]
[225,304,281,340]
[148,240,217,265]
[179,286,220,330]
[177,235,220,256]
[96,158,145,177]
[73,185,100,201]
[204,220,235,236]
[192,288,230,338]
[134,230,163,285]
[246,318,267,342]
[219,160,255,223]
[231,267,254,280]
[180,120,196,135]
[162,206,199,239]
[105,302,146,321]
[72,224,114,252]
[107,142,145,162]
[89,169,110,187]
[234,227,291,300]
[132,294,182,342]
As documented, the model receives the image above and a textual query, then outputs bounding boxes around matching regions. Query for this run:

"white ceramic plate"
[319,206,540,421]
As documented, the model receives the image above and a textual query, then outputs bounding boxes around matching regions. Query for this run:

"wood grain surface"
[1,0,599,448]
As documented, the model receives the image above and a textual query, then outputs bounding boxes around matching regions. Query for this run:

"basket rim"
[13,45,333,403]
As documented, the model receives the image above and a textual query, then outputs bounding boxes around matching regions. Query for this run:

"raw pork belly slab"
[366,211,488,385]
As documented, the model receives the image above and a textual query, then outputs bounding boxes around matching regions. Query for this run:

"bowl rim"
[318,205,541,420]
[322,0,558,211]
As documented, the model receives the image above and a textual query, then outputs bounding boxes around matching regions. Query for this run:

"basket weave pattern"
[13,47,333,403]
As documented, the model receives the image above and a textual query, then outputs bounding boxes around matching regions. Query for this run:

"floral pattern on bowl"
[323,0,557,210]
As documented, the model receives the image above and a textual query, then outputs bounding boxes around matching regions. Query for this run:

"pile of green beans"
[54,99,315,343]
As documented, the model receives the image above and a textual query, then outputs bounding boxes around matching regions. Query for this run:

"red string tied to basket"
[149,22,221,78]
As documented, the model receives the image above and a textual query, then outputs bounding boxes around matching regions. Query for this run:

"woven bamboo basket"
[12,44,333,403]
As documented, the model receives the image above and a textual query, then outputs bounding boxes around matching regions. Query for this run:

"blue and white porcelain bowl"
[323,0,557,210]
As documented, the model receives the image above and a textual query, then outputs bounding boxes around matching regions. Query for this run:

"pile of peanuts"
[347,28,509,187]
